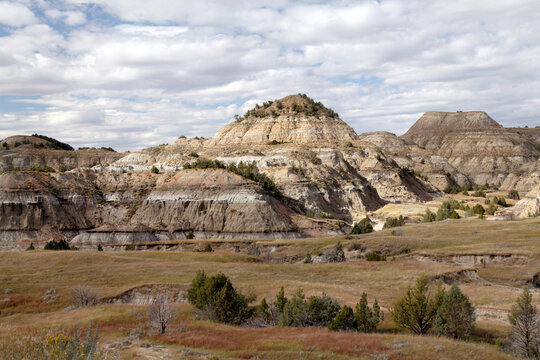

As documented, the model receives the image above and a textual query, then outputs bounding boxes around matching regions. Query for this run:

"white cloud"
[45,9,86,26]
[0,0,539,150]
[0,1,37,27]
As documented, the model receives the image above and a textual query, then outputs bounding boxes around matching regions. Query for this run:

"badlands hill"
[0,95,538,249]
[208,94,358,146]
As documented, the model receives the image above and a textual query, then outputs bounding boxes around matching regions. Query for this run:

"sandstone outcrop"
[399,112,540,191]
[207,94,358,146]
[401,111,502,149]
[508,184,540,218]
[0,97,538,249]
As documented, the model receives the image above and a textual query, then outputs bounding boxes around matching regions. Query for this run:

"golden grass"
[0,217,538,359]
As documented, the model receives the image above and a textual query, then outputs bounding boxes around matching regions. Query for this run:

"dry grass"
[0,217,538,359]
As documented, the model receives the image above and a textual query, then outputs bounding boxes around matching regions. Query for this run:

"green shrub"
[366,251,386,262]
[307,293,341,326]
[383,215,404,229]
[44,239,71,250]
[350,218,373,234]
[355,292,384,333]
[202,244,213,252]
[186,231,194,239]
[444,186,461,194]
[462,190,469,196]
[303,253,312,263]
[187,271,254,324]
[472,204,485,215]
[486,203,497,215]
[188,151,199,157]
[423,208,436,222]
[390,276,445,334]
[183,159,280,197]
[507,190,520,200]
[150,165,159,174]
[267,140,285,145]
[29,166,56,173]
[125,244,135,251]
[279,289,340,327]
[345,141,353,148]
[472,190,486,198]
[436,200,461,221]
[328,305,356,331]
[433,284,475,339]
[97,244,103,251]
[26,243,35,251]
[58,165,67,173]
[492,196,507,207]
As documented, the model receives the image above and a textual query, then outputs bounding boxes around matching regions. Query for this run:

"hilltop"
[208,94,358,146]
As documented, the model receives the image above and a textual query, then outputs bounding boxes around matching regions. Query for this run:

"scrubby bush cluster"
[29,165,56,173]
[31,134,74,151]
[423,208,436,222]
[31,323,111,360]
[183,159,280,197]
[391,276,476,339]
[401,167,428,181]
[240,93,339,119]
[187,271,255,324]
[44,239,72,250]
[383,215,405,229]
[187,272,384,333]
[508,189,521,200]
[435,200,460,221]
[350,217,373,234]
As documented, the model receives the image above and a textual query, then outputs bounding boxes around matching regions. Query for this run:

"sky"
[0,0,539,151]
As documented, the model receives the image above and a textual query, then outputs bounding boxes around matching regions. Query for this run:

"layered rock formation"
[0,135,123,172]
[401,111,502,149]
[208,94,358,146]
[399,112,540,190]
[0,96,538,249]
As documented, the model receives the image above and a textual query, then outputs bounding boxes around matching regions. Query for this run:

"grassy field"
[0,218,538,359]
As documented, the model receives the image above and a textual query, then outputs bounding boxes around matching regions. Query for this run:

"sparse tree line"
[182,158,280,197]
[237,93,339,120]
[422,195,515,223]
[185,270,383,332]
[183,272,540,359]
[17,273,538,359]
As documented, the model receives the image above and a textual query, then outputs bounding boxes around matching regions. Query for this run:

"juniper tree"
[329,305,356,331]
[390,276,445,334]
[355,292,384,332]
[433,284,475,339]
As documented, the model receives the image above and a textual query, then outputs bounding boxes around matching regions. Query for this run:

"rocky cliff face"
[508,184,540,219]
[0,98,538,249]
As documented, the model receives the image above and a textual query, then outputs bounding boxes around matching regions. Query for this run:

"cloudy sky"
[0,0,539,151]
